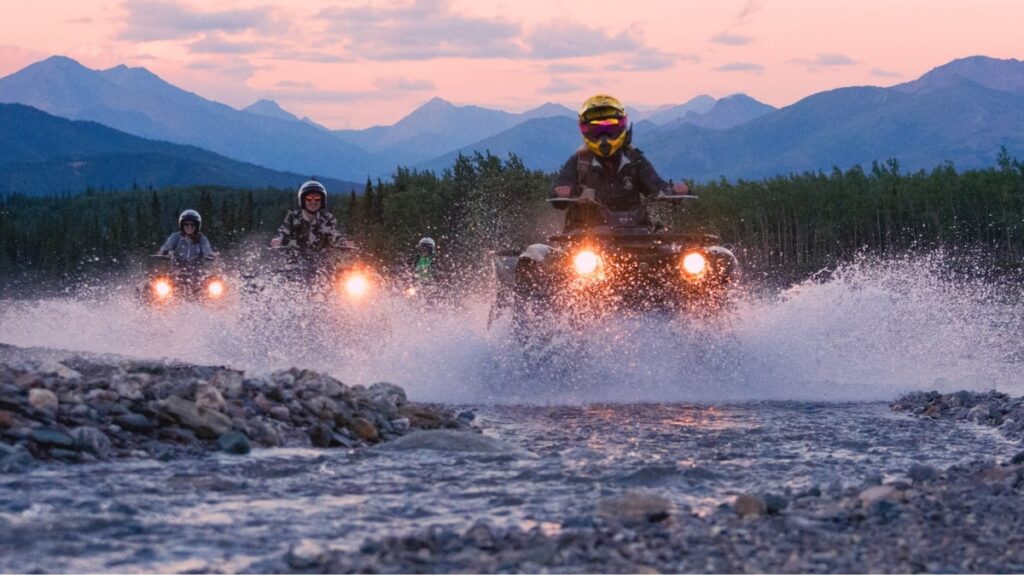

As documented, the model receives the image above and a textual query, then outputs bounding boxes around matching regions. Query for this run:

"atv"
[140,254,230,307]
[491,189,740,342]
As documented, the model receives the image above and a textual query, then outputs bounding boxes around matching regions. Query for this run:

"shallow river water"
[0,401,1019,572]
[1,254,1022,572]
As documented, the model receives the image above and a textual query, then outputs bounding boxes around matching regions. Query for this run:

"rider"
[409,237,437,283]
[158,209,215,267]
[551,94,689,230]
[270,180,353,251]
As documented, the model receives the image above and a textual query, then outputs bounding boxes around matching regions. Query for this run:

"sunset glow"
[1,0,1021,128]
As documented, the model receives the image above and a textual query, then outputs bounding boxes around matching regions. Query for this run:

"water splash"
[1,252,1021,404]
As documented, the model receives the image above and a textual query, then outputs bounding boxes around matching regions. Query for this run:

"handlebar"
[546,194,698,207]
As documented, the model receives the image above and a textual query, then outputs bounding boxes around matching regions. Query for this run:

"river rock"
[71,427,111,458]
[158,396,232,439]
[908,463,938,483]
[286,540,325,570]
[349,417,379,442]
[195,384,226,412]
[858,485,901,506]
[29,427,76,449]
[366,382,407,407]
[217,431,251,455]
[0,443,35,473]
[37,360,81,380]
[27,388,59,413]
[309,423,335,447]
[734,493,768,517]
[597,490,674,526]
[114,413,154,433]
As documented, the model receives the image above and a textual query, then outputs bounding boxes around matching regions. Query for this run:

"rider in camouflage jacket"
[271,181,348,251]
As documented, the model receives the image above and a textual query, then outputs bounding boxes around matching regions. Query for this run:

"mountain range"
[0,54,1022,192]
[0,103,359,195]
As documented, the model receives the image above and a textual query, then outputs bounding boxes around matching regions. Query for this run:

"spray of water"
[1,251,1021,404]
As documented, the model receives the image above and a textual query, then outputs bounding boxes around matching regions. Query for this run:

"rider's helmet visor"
[580,117,627,142]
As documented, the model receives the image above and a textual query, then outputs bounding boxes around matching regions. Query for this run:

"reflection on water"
[1,402,1017,573]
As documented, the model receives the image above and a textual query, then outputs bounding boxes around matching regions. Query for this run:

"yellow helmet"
[578,94,629,157]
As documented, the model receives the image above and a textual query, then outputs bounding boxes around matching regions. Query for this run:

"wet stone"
[27,389,59,413]
[734,493,768,517]
[114,413,154,433]
[71,427,111,458]
[350,417,379,442]
[29,427,75,449]
[217,431,251,455]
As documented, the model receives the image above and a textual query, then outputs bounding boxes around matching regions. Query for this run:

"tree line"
[1,150,1022,292]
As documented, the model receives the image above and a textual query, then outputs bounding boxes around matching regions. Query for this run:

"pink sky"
[1,0,1021,129]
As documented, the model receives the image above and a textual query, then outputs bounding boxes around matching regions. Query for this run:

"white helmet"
[297,180,327,210]
[178,209,202,233]
[418,237,436,254]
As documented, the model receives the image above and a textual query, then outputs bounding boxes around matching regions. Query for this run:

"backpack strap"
[576,148,594,187]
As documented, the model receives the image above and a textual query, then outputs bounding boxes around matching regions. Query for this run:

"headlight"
[573,250,602,275]
[343,272,371,298]
[207,279,225,298]
[152,278,173,299]
[682,252,707,276]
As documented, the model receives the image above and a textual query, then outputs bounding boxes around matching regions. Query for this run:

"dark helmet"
[417,237,436,255]
[578,94,629,158]
[297,180,327,211]
[178,209,202,233]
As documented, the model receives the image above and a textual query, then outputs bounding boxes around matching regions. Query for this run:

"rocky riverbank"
[285,454,1024,573]
[269,391,1024,573]
[0,349,471,471]
[892,389,1024,440]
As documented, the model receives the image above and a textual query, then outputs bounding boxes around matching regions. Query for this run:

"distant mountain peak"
[895,55,1024,95]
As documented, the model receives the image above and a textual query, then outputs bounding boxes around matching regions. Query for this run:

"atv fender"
[705,245,740,282]
[519,243,557,263]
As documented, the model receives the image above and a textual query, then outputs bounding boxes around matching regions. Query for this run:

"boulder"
[734,493,768,517]
[157,396,232,439]
[217,431,251,455]
[27,388,59,414]
[597,490,674,526]
[71,427,111,458]
[37,360,81,380]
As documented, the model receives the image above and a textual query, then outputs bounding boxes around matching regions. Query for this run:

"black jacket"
[551,145,670,210]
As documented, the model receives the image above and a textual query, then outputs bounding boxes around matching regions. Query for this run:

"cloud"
[610,49,691,72]
[525,22,641,59]
[715,62,765,73]
[374,77,436,92]
[275,80,314,90]
[545,63,593,74]
[710,33,753,46]
[186,57,262,80]
[539,77,581,95]
[318,0,522,61]
[67,17,93,24]
[119,0,285,41]
[871,67,901,78]
[789,53,858,71]
[267,50,352,63]
[188,33,264,55]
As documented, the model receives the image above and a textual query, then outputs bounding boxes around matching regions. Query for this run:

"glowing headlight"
[207,280,225,298]
[573,250,602,275]
[404,286,417,297]
[343,273,370,298]
[152,278,173,299]
[682,252,707,276]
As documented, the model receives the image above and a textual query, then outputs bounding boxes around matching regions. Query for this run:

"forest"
[1,149,1022,293]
